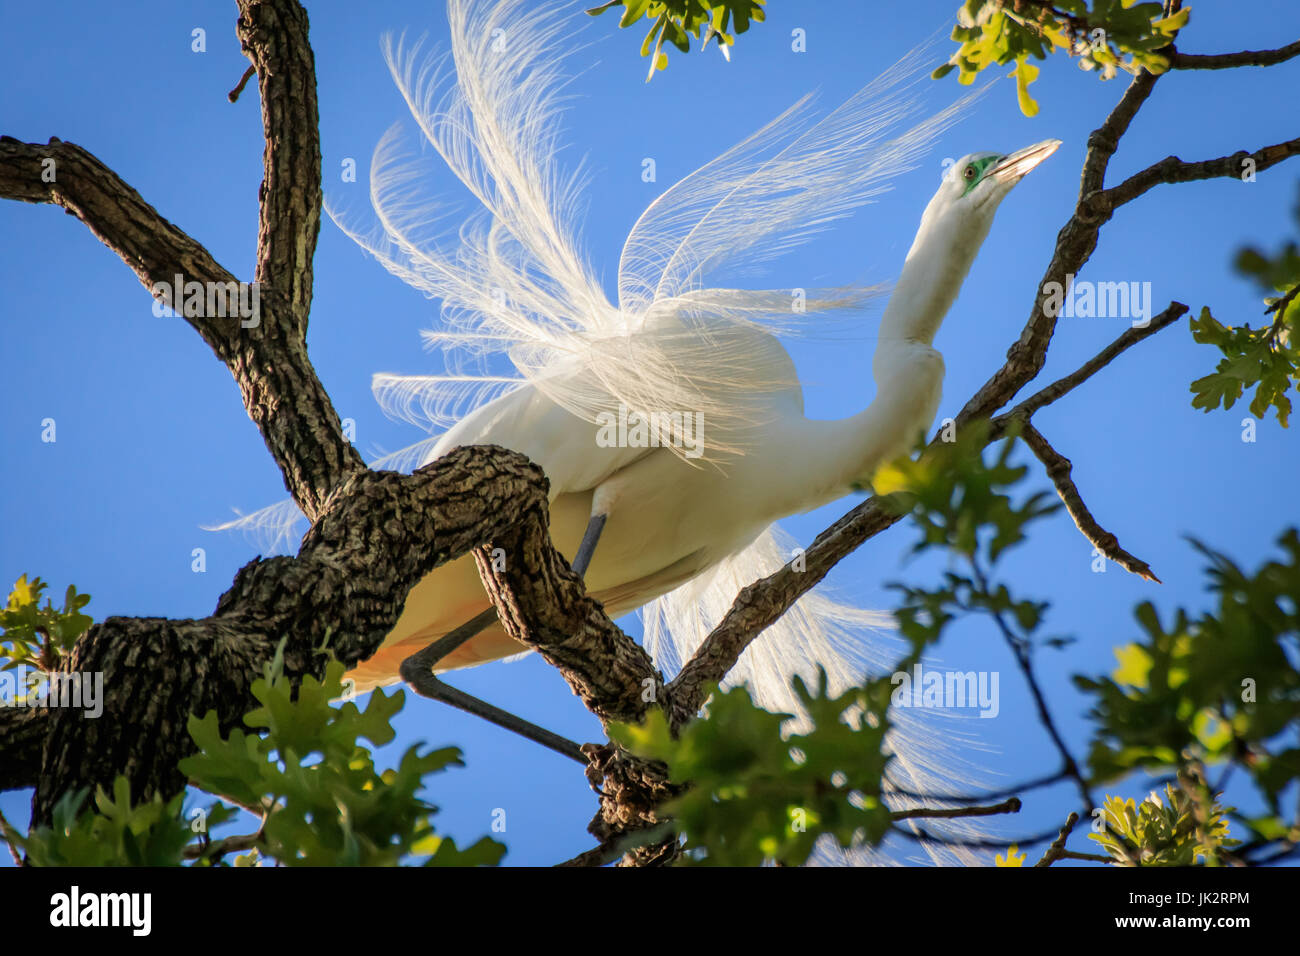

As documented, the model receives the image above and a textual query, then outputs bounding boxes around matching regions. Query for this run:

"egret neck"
[818,140,1062,501]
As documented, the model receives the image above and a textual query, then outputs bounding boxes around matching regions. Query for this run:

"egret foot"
[399,626,586,763]
[398,512,609,763]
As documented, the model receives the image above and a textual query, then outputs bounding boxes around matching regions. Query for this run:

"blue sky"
[2,0,1297,866]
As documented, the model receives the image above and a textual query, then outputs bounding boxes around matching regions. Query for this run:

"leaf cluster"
[0,574,92,681]
[587,0,765,78]
[610,670,895,866]
[1076,530,1300,846]
[1090,779,1238,866]
[934,0,1187,115]
[1191,192,1300,426]
[179,656,504,866]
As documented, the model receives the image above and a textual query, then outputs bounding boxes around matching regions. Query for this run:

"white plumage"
[218,0,1060,863]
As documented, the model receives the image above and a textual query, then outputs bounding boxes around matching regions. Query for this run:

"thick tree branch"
[0,137,243,359]
[0,134,360,521]
[28,446,549,819]
[475,511,663,727]
[235,0,322,337]
[0,707,46,793]
[0,3,360,522]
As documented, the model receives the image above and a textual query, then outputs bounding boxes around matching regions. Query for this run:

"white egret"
[225,0,1059,858]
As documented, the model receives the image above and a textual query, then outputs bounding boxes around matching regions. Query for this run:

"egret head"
[919,139,1062,247]
[948,139,1062,208]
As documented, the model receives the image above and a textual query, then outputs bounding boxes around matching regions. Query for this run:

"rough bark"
[31,447,553,819]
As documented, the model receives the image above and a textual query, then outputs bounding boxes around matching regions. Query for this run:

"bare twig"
[228,63,256,102]
[1079,71,1159,201]
[891,797,1021,821]
[991,302,1189,430]
[1061,849,1114,863]
[1019,423,1161,582]
[1265,281,1300,318]
[0,807,23,866]
[1170,39,1300,70]
[887,769,1069,806]
[1094,136,1300,216]
[889,822,1067,850]
[183,831,261,861]
[1034,811,1080,867]
[970,559,1096,814]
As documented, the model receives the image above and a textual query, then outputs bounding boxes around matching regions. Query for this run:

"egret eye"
[963,164,977,182]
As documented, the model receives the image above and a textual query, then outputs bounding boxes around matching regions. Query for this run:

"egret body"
[218,1,1062,808]
[346,139,1059,690]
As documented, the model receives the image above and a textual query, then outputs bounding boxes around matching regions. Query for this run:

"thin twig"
[1062,850,1113,864]
[887,769,1068,805]
[227,63,256,103]
[1019,423,1161,582]
[183,831,261,861]
[991,302,1188,430]
[1034,811,1080,867]
[1094,137,1300,216]
[1170,39,1300,71]
[1265,281,1300,318]
[891,797,1021,821]
[889,822,1067,850]
[0,807,23,866]
[971,559,1096,814]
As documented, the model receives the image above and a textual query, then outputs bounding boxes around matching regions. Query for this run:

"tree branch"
[0,7,360,522]
[1034,812,1080,867]
[666,499,901,725]
[235,0,321,337]
[1093,136,1300,215]
[0,707,49,793]
[28,446,553,819]
[476,509,663,727]
[0,137,244,359]
[990,301,1188,432]
[1019,423,1161,581]
[669,55,1300,719]
[1169,39,1300,70]
[890,797,1021,822]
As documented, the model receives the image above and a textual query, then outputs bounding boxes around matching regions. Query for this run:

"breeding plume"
[224,0,1058,861]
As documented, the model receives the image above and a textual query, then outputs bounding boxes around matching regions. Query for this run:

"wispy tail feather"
[642,523,999,865]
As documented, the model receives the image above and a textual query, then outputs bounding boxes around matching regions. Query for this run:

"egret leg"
[399,626,585,763]
[398,512,610,764]
[571,512,607,577]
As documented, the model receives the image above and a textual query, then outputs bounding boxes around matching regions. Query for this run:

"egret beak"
[989,139,1062,185]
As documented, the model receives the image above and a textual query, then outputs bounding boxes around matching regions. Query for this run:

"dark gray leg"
[571,512,607,577]
[398,512,609,763]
